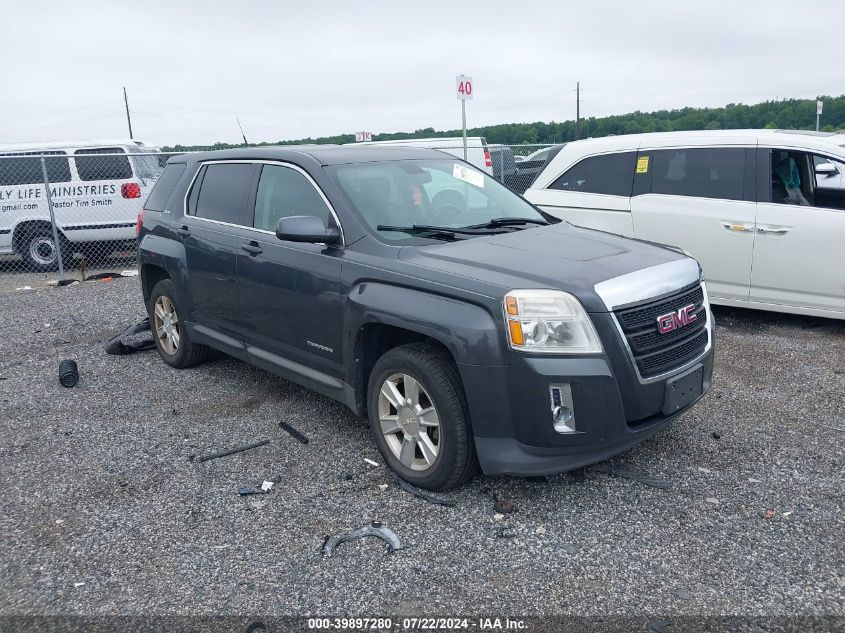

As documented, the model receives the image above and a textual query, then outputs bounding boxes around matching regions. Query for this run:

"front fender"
[345,282,508,367]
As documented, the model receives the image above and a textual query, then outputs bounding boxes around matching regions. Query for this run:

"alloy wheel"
[377,373,441,471]
[153,295,180,355]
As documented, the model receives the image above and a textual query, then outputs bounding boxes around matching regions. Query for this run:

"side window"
[193,163,253,224]
[549,152,636,196]
[651,148,745,201]
[253,165,332,231]
[74,147,133,181]
[0,151,71,185]
[770,149,813,207]
[143,163,187,212]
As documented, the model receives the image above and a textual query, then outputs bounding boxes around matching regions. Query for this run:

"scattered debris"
[705,497,719,504]
[192,439,271,463]
[278,421,309,444]
[697,466,712,474]
[650,619,672,633]
[58,359,78,388]
[535,525,546,535]
[238,485,266,496]
[120,269,139,277]
[494,498,516,513]
[377,483,388,491]
[748,477,763,483]
[674,589,691,600]
[261,480,274,492]
[711,431,721,440]
[594,465,672,489]
[764,509,777,519]
[85,272,126,281]
[363,458,380,467]
[104,317,155,355]
[493,513,505,522]
[782,511,793,517]
[322,521,402,557]
[495,527,517,539]
[16,286,33,291]
[73,582,85,588]
[560,543,578,555]
[397,479,455,507]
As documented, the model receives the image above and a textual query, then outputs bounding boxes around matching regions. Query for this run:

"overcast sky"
[1,0,842,146]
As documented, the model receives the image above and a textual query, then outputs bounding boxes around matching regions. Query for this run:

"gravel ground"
[1,276,843,620]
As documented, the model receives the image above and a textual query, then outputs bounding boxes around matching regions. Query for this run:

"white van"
[0,138,164,271]
[351,137,494,175]
[524,129,845,320]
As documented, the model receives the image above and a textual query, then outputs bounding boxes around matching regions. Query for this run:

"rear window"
[74,147,133,181]
[651,148,745,201]
[143,163,186,212]
[550,152,636,196]
[192,163,253,224]
[0,151,71,186]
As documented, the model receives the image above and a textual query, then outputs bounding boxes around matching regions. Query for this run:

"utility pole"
[575,82,581,141]
[123,87,133,139]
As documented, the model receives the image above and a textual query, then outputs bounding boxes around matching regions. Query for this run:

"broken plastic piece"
[363,458,379,467]
[594,465,672,489]
[104,317,156,355]
[194,439,271,463]
[397,479,455,507]
[278,421,309,444]
[261,480,274,492]
[238,486,266,496]
[322,522,402,557]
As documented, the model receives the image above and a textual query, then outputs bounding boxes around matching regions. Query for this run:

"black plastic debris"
[58,359,78,388]
[594,465,672,489]
[711,431,722,440]
[104,317,156,355]
[278,421,309,444]
[494,498,516,514]
[495,527,517,539]
[397,479,455,507]
[322,521,402,557]
[192,439,271,463]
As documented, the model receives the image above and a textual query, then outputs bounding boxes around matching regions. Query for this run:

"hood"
[398,222,694,312]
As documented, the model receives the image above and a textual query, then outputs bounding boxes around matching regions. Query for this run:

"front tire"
[148,279,209,368]
[367,343,479,490]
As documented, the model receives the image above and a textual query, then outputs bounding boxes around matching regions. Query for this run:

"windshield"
[327,159,549,242]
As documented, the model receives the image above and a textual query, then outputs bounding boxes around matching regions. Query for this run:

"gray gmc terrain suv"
[138,146,714,490]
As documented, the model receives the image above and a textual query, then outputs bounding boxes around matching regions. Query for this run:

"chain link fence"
[0,143,558,290]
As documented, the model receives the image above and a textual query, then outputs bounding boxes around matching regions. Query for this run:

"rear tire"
[148,279,209,368]
[17,226,72,273]
[367,343,479,490]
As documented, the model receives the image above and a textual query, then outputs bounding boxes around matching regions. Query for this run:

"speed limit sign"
[456,75,473,100]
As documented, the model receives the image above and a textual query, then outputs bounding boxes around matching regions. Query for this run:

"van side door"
[629,146,757,303]
[750,147,845,315]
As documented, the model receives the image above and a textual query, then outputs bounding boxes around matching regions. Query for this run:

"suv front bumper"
[458,325,714,476]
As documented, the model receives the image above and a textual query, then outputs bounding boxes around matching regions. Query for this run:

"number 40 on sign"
[456,75,473,100]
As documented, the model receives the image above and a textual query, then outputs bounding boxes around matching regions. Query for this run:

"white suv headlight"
[504,289,603,354]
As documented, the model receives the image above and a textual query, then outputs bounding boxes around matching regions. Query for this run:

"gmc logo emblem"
[657,304,697,334]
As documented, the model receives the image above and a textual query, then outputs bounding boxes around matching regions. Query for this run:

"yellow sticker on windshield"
[636,156,650,174]
[453,163,484,188]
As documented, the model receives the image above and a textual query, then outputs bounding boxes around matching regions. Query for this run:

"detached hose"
[58,360,78,388]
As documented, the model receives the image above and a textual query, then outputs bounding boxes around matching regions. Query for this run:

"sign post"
[455,75,473,161]
[816,100,823,132]
[354,131,372,143]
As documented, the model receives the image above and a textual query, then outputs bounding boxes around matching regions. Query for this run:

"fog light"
[549,384,577,433]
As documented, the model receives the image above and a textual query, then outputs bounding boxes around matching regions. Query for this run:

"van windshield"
[327,159,551,242]
[128,148,164,181]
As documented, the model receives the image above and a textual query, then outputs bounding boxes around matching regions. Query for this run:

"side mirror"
[276,215,340,245]
[815,162,838,177]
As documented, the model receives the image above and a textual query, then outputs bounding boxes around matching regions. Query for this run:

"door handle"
[176,225,190,237]
[240,242,263,256]
[720,221,755,233]
[756,225,791,236]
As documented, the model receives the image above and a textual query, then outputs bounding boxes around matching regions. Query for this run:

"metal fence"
[0,144,556,285]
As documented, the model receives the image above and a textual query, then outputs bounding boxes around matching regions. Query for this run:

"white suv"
[524,129,845,320]
[0,138,163,271]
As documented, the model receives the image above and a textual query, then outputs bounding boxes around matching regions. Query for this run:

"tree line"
[163,95,845,152]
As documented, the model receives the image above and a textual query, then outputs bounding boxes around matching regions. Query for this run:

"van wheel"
[367,343,479,491]
[148,279,209,368]
[17,227,72,272]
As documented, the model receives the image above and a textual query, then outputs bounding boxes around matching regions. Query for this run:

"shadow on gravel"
[711,304,843,334]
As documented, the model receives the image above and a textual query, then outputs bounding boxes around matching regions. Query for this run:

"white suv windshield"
[328,159,547,241]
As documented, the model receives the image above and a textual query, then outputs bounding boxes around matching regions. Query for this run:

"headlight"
[504,289,603,354]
